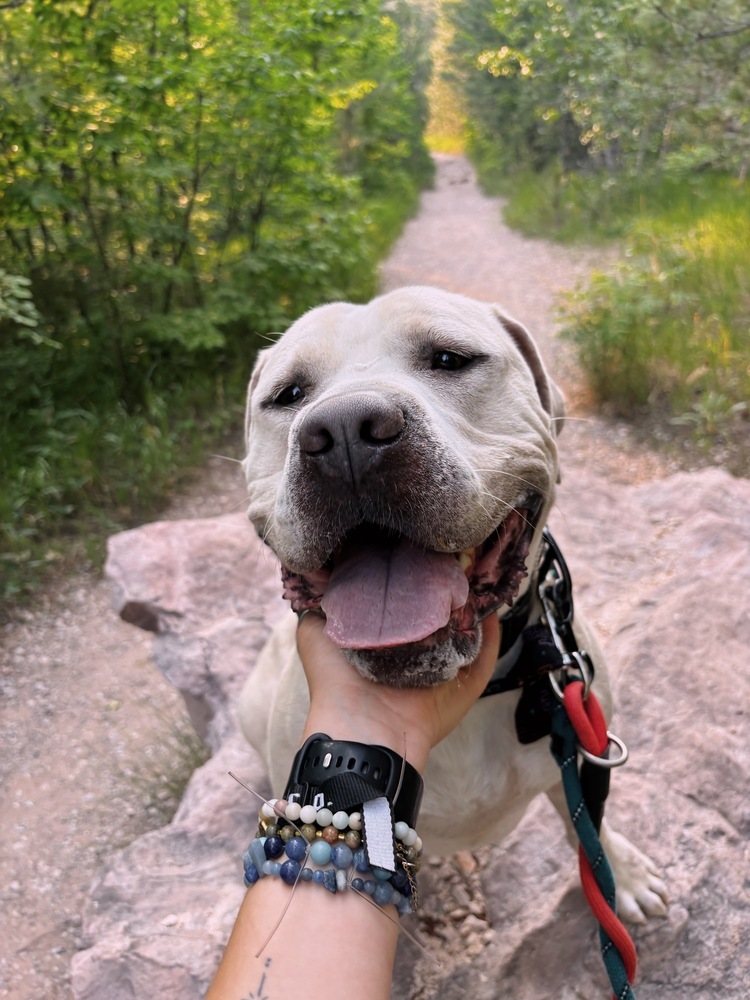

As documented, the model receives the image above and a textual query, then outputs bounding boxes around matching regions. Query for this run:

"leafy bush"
[560,179,750,467]
[0,0,434,604]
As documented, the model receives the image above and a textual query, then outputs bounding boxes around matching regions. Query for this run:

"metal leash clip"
[538,530,630,769]
[537,529,594,702]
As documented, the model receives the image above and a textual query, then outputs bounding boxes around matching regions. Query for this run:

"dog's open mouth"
[280,495,542,654]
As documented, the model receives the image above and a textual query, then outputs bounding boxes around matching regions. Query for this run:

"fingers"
[456,615,501,701]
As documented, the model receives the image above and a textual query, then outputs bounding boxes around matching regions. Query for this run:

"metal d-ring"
[578,732,629,769]
[548,650,594,704]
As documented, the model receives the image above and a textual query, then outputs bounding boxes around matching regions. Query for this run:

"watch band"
[283,733,424,828]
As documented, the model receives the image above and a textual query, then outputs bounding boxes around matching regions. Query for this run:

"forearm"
[206,872,398,1000]
[208,615,499,998]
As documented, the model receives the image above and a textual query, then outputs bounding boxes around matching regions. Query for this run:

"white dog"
[238,286,668,923]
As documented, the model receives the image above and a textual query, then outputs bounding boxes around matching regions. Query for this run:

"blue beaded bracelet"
[242,835,416,916]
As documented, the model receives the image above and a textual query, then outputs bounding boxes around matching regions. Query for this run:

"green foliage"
[560,176,750,470]
[0,0,434,604]
[440,0,749,469]
[444,0,750,178]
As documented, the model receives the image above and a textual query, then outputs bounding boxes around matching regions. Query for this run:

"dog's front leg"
[545,784,669,924]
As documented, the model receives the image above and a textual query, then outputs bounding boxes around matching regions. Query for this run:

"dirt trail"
[0,459,247,999]
[1,154,670,998]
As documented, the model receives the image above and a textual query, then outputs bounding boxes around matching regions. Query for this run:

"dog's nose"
[297,393,406,484]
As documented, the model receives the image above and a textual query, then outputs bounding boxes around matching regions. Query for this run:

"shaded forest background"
[1,0,748,604]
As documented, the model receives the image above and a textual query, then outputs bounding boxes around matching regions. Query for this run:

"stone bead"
[404,846,419,866]
[348,811,362,831]
[372,867,392,881]
[315,808,333,828]
[390,868,409,892]
[249,839,267,875]
[300,824,318,842]
[309,840,332,866]
[363,880,376,895]
[273,798,288,817]
[243,863,260,886]
[335,869,348,892]
[260,800,277,820]
[263,822,279,838]
[351,877,365,892]
[322,869,338,894]
[343,830,360,849]
[403,827,418,847]
[415,836,423,853]
[330,843,353,869]
[262,860,281,876]
[299,804,317,825]
[394,820,409,842]
[280,859,301,885]
[284,836,308,863]
[373,881,394,907]
[285,801,302,822]
[321,824,340,844]
[279,824,295,843]
[353,848,370,873]
[301,867,314,882]
[263,835,284,859]
[312,869,325,885]
[332,810,349,830]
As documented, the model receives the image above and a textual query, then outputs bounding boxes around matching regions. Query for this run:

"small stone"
[280,859,301,885]
[330,843,353,869]
[316,808,333,827]
[263,835,284,859]
[344,829,360,849]
[454,850,478,874]
[300,805,317,825]
[284,836,307,862]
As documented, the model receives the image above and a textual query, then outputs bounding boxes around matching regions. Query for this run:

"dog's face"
[243,286,563,686]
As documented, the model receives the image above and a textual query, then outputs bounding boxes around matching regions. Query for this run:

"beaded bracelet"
[258,798,422,853]
[243,834,417,916]
[242,797,423,915]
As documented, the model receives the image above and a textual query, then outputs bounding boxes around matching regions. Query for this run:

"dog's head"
[243,286,564,686]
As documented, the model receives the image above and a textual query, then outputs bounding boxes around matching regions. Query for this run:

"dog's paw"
[600,822,669,924]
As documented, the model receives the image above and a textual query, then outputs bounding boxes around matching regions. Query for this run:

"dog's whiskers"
[474,490,538,534]
[473,467,553,496]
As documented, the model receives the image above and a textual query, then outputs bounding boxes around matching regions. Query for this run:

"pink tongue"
[321,538,470,648]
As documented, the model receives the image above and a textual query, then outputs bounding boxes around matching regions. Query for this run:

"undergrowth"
[473,159,750,472]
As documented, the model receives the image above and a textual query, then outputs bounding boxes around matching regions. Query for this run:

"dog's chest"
[418,692,558,854]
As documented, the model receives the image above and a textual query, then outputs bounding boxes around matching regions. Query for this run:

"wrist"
[302,709,431,774]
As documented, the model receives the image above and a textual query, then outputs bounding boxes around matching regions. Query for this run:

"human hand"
[297,613,500,773]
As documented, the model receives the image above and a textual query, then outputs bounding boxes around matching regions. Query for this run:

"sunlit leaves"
[445,0,750,176]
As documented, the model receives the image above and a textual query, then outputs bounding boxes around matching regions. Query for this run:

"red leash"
[564,681,638,992]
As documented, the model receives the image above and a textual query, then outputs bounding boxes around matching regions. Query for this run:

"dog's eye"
[273,384,305,406]
[431,350,471,372]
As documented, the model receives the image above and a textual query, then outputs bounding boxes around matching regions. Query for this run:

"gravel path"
[0,153,670,999]
[0,456,248,999]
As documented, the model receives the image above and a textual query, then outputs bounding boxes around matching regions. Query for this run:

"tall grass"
[555,173,749,471]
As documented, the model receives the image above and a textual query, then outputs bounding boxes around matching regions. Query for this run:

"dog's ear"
[244,348,270,445]
[492,305,566,436]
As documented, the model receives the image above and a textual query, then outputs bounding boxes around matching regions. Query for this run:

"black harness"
[481,529,588,745]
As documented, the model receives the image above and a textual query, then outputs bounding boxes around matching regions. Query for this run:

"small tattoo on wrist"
[241,956,271,999]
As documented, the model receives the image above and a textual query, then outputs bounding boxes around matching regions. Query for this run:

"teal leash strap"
[550,702,637,1000]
